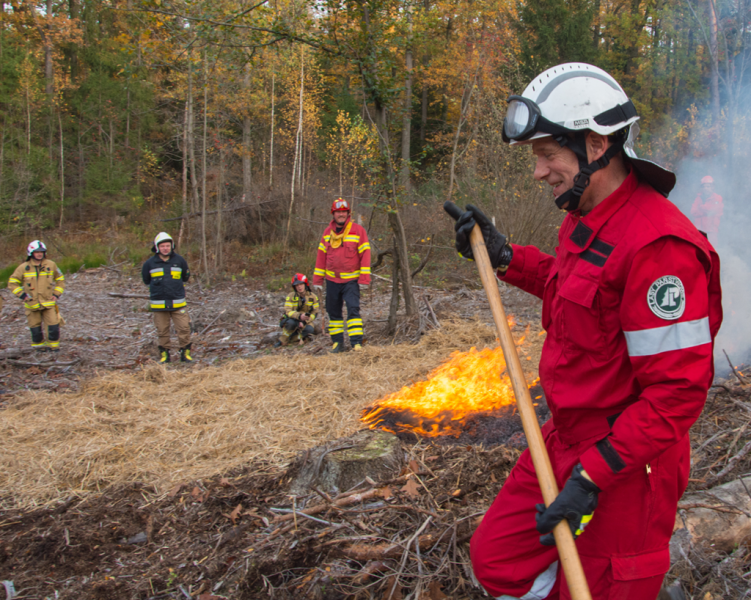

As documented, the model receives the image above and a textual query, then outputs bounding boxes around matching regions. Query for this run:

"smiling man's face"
[531,137,580,208]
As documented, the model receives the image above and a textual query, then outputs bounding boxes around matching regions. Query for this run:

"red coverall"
[471,170,722,599]
[690,193,723,245]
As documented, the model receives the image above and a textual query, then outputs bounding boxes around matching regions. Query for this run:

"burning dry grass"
[0,319,522,509]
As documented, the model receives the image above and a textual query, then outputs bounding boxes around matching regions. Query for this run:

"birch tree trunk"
[201,53,209,280]
[284,50,304,251]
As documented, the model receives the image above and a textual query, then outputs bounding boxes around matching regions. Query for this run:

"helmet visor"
[503,96,540,141]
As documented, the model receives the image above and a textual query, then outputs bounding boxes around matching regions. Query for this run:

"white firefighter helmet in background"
[27,240,47,258]
[153,232,174,253]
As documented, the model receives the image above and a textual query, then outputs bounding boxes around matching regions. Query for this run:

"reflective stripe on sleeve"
[358,243,371,253]
[54,287,64,295]
[318,243,327,253]
[360,267,371,274]
[624,317,711,357]
[314,268,325,276]
[9,278,20,285]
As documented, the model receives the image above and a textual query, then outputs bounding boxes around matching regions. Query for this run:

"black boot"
[179,343,193,363]
[158,346,171,363]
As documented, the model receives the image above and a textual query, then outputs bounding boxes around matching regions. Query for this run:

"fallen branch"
[723,349,748,386]
[336,533,438,561]
[199,310,227,336]
[702,439,751,488]
[7,359,80,368]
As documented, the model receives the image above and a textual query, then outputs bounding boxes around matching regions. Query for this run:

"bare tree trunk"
[284,50,304,251]
[388,243,400,334]
[420,85,427,142]
[188,57,200,217]
[708,0,720,123]
[58,112,64,227]
[243,62,252,204]
[125,88,130,150]
[179,98,188,249]
[268,72,275,191]
[447,76,476,201]
[400,13,413,191]
[388,209,417,316]
[44,0,53,159]
[201,52,209,280]
[215,142,224,271]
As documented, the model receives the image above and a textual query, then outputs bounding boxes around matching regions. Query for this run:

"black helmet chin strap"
[553,132,626,212]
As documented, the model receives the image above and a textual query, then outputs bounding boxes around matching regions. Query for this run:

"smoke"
[665,109,751,372]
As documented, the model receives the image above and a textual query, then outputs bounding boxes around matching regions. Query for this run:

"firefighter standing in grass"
[8,241,65,351]
[690,175,723,245]
[458,64,722,599]
[312,198,371,353]
[142,232,193,363]
[275,273,319,347]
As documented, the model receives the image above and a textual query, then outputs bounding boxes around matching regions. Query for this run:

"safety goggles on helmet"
[502,96,567,143]
[331,198,350,213]
[502,95,638,144]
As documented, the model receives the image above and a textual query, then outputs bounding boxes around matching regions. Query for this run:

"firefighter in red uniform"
[457,64,723,600]
[313,199,371,353]
[690,175,723,245]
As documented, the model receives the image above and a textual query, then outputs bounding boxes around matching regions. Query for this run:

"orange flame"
[361,346,538,437]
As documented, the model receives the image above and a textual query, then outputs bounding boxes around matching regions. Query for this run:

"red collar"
[563,169,638,253]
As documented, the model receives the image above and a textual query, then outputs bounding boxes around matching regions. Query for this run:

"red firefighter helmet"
[701,176,714,184]
[331,198,350,213]
[291,273,309,288]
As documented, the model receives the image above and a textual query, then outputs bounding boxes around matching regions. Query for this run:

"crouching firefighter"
[142,232,193,363]
[275,273,319,347]
[8,240,65,351]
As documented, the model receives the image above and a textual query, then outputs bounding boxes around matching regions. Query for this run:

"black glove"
[535,463,600,546]
[454,204,513,270]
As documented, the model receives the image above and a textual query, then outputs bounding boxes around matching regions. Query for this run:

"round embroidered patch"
[647,276,685,320]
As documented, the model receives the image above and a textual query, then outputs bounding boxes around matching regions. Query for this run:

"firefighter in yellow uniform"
[274,273,319,347]
[8,240,65,351]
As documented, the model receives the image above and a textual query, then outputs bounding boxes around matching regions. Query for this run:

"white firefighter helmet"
[503,62,675,208]
[152,232,174,253]
[27,240,47,258]
[504,63,639,144]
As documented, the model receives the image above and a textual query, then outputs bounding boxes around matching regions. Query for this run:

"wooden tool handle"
[444,202,592,600]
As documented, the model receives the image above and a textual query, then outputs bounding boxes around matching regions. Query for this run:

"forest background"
[0,0,747,296]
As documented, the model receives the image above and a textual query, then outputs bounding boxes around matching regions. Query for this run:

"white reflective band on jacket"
[624,317,711,357]
[497,561,558,600]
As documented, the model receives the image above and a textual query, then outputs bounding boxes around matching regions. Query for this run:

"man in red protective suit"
[690,176,723,245]
[456,63,723,600]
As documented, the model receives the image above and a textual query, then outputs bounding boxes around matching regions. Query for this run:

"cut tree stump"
[672,476,751,555]
[288,430,402,496]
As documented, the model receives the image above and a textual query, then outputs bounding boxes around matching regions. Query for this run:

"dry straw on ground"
[0,321,503,509]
